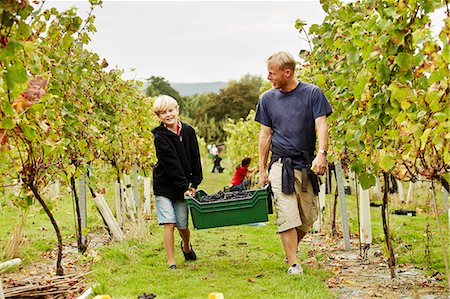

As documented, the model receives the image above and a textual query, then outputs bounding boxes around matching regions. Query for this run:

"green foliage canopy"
[298,0,449,188]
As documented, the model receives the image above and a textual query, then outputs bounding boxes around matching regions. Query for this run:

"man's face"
[267,62,289,90]
[157,106,179,127]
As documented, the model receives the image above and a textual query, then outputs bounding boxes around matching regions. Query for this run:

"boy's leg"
[173,199,195,255]
[163,223,176,266]
[155,195,179,266]
[178,227,191,253]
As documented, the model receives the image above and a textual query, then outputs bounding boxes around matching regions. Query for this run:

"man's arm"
[259,124,272,186]
[311,115,328,176]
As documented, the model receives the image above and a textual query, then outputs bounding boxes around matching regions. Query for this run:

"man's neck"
[280,79,299,93]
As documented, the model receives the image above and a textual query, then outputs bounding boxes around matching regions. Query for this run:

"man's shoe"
[169,264,177,270]
[180,240,197,261]
[287,263,303,275]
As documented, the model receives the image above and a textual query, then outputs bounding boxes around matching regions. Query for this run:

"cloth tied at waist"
[268,148,320,195]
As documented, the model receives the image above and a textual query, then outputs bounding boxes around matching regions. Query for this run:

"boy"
[151,95,203,269]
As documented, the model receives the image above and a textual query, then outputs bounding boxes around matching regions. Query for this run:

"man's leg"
[296,228,307,245]
[163,223,176,266]
[280,228,299,266]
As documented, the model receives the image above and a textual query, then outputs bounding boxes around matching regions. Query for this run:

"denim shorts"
[155,196,189,229]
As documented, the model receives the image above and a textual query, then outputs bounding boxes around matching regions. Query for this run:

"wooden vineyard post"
[123,174,137,216]
[374,177,381,194]
[143,177,151,215]
[349,171,357,196]
[418,175,423,188]
[312,183,326,233]
[443,186,448,211]
[0,258,22,272]
[78,173,87,247]
[359,184,372,259]
[92,194,125,241]
[0,277,4,299]
[430,181,450,291]
[0,258,22,298]
[406,182,414,204]
[132,164,139,206]
[444,186,449,231]
[115,180,123,227]
[121,177,136,223]
[396,179,404,204]
[335,162,351,251]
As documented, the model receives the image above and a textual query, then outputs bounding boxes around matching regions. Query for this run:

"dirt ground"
[303,233,448,299]
[1,233,108,298]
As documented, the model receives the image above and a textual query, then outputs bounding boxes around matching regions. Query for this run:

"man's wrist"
[318,149,327,156]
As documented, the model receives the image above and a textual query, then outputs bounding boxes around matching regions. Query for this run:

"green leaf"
[444,145,450,165]
[295,19,307,31]
[1,118,15,129]
[5,62,28,88]
[394,52,413,70]
[348,46,360,64]
[62,33,74,50]
[2,101,15,117]
[359,172,376,190]
[20,124,37,141]
[379,155,395,171]
[434,112,448,123]
[420,128,431,150]
[388,82,409,102]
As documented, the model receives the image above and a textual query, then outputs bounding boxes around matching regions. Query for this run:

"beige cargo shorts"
[269,161,318,233]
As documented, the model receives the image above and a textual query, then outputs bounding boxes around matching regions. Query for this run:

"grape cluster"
[198,190,254,203]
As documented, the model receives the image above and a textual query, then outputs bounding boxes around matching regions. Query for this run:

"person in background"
[229,157,255,191]
[255,51,332,275]
[211,144,224,173]
[151,95,203,270]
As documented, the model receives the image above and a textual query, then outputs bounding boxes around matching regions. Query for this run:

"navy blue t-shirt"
[254,81,332,167]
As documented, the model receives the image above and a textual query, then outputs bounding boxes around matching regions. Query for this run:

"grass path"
[88,157,334,298]
[1,156,449,298]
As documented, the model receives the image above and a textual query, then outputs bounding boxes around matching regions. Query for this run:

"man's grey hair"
[266,52,296,71]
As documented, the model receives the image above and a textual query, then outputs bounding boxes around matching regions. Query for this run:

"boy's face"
[157,106,179,127]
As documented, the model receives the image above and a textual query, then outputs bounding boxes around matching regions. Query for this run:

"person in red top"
[229,157,253,191]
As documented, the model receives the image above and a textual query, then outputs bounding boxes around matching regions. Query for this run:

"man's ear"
[284,68,292,78]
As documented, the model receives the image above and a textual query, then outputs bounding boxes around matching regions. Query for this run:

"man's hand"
[259,169,270,187]
[311,154,327,176]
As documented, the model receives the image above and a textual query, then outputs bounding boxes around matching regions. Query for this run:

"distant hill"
[171,81,227,96]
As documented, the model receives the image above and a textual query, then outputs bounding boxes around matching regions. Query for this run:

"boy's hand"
[184,189,193,198]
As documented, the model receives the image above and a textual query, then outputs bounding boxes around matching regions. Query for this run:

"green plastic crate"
[186,188,269,229]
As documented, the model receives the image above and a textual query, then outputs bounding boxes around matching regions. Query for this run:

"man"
[255,52,332,275]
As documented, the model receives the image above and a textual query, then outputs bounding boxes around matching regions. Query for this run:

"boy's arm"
[189,129,203,188]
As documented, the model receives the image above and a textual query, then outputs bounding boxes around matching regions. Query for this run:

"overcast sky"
[45,1,446,83]
[44,1,326,83]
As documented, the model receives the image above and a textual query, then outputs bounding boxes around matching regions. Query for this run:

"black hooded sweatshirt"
[151,121,203,201]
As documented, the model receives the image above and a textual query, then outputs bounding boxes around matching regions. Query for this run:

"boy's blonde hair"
[266,52,296,71]
[152,95,179,115]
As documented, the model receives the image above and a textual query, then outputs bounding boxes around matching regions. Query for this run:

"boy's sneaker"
[180,240,197,261]
[169,264,177,270]
[287,263,303,275]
